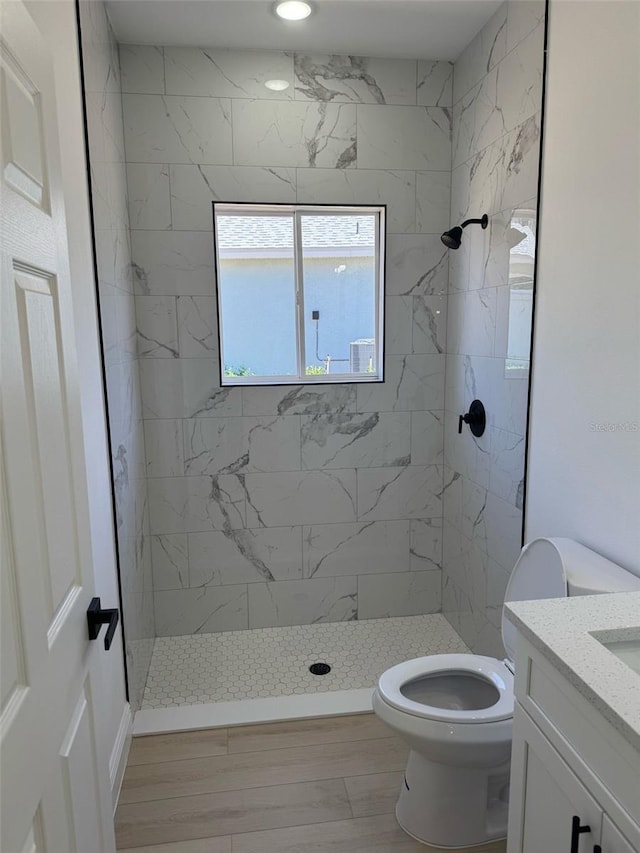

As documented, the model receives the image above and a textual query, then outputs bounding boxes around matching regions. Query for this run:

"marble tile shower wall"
[79,1,154,710]
[120,46,454,635]
[442,1,545,655]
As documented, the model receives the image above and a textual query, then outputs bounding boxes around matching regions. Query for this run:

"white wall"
[526,1,640,575]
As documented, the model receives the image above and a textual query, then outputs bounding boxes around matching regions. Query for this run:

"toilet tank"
[558,538,640,596]
[502,538,640,665]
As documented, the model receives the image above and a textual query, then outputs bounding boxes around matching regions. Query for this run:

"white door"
[1,3,117,851]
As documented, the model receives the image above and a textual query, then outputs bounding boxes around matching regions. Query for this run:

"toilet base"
[395,749,510,848]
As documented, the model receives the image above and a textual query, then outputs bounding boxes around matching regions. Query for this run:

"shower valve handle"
[458,400,486,438]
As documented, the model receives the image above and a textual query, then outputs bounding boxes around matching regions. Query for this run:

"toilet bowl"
[373,538,640,849]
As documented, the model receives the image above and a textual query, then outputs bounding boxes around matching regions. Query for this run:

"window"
[213,203,385,385]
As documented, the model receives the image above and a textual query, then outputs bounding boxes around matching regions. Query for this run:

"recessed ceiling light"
[265,79,291,91]
[274,1,312,21]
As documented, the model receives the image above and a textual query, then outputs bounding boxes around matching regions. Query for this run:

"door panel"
[602,815,636,853]
[1,3,117,851]
[509,707,602,853]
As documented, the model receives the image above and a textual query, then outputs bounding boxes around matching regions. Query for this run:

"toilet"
[372,538,640,849]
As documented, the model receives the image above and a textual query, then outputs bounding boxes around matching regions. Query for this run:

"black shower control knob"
[458,400,486,438]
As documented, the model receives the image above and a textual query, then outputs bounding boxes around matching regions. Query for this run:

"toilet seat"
[377,653,513,724]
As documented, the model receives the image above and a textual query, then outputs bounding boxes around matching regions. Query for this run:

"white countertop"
[505,591,640,750]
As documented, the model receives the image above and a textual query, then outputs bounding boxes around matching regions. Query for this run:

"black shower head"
[441,226,463,250]
[441,214,489,249]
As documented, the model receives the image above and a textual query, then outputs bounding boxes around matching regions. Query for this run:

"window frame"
[212,201,386,387]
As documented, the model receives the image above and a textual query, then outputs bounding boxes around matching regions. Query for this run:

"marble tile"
[130,231,215,297]
[165,48,294,99]
[119,45,165,94]
[139,359,241,419]
[385,235,448,296]
[135,295,178,358]
[486,556,511,629]
[500,114,542,212]
[154,585,248,635]
[415,171,451,234]
[243,470,357,528]
[489,427,525,507]
[148,474,245,534]
[302,520,411,578]
[357,465,442,521]
[416,61,453,107]
[294,55,416,105]
[233,101,356,169]
[242,384,356,417]
[248,577,357,628]
[507,0,546,53]
[453,3,507,104]
[443,523,488,611]
[177,296,219,359]
[384,296,413,356]
[496,24,544,136]
[151,534,189,590]
[301,412,410,470]
[296,168,415,234]
[452,84,479,168]
[183,416,301,475]
[122,94,232,165]
[442,573,488,653]
[144,419,184,478]
[358,571,441,619]
[126,164,171,230]
[412,295,446,354]
[447,288,498,357]
[484,492,522,572]
[443,409,491,490]
[409,518,443,572]
[357,354,444,413]
[441,464,462,532]
[410,410,444,466]
[188,527,303,585]
[357,105,451,171]
[170,165,296,230]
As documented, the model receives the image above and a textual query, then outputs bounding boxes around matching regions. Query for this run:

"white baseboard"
[133,687,375,736]
[109,702,132,810]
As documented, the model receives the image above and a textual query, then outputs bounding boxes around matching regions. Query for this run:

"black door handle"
[593,846,602,853]
[570,816,591,853]
[87,597,119,650]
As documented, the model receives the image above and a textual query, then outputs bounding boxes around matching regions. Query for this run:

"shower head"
[441,214,489,250]
[441,226,463,250]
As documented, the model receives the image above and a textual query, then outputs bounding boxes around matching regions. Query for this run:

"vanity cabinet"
[507,637,640,853]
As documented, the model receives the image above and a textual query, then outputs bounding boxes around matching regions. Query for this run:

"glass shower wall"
[442,0,546,655]
[78,0,154,710]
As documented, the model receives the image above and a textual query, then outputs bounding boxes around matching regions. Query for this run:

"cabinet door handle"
[570,816,591,853]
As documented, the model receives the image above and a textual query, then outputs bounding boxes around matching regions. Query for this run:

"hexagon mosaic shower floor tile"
[141,614,468,708]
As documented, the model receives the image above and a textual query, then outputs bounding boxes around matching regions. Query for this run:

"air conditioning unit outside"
[349,338,375,373]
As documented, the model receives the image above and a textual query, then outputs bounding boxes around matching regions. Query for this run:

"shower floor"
[141,614,468,710]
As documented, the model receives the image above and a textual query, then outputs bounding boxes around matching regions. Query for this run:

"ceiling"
[105,0,503,60]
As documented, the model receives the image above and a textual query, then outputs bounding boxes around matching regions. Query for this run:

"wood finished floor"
[116,714,507,852]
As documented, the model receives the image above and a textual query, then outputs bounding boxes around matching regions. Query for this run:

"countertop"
[505,591,640,750]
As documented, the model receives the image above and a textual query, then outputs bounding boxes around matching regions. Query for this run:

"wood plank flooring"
[116,713,507,853]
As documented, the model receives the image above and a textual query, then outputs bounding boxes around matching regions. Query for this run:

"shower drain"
[309,662,331,676]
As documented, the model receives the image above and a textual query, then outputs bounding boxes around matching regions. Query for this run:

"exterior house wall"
[120,47,454,633]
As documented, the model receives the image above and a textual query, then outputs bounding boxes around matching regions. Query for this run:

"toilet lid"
[502,538,568,663]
